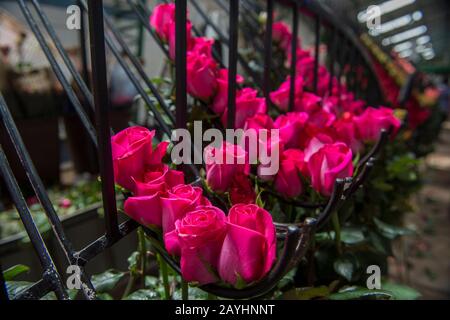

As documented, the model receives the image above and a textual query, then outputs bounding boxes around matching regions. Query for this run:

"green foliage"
[91,269,125,293]
[3,264,29,281]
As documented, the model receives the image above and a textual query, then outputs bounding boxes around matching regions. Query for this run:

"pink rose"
[149,3,176,41]
[244,113,274,132]
[165,206,227,284]
[218,204,276,285]
[211,69,244,115]
[354,107,401,142]
[275,149,306,198]
[270,76,303,111]
[303,133,334,163]
[221,88,267,129]
[123,163,184,227]
[295,92,322,114]
[308,142,353,196]
[111,126,154,191]
[161,184,211,238]
[333,112,363,154]
[187,50,218,101]
[274,111,309,149]
[204,142,249,192]
[272,22,292,51]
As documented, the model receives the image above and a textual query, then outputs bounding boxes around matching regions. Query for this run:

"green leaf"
[5,281,33,299]
[373,217,415,239]
[3,264,30,281]
[317,228,365,245]
[329,287,392,300]
[127,251,139,274]
[282,286,330,300]
[368,231,392,256]
[341,227,365,245]
[145,276,159,288]
[333,253,361,282]
[381,281,421,300]
[91,269,125,293]
[124,289,159,300]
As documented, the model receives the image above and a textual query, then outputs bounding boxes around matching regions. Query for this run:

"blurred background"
[0,0,448,299]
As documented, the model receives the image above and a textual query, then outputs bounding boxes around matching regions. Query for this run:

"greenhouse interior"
[0,0,449,305]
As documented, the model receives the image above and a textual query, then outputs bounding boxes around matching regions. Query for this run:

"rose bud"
[218,204,276,286]
[308,142,353,196]
[354,106,401,142]
[165,206,227,285]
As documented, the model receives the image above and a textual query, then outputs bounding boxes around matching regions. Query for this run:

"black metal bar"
[30,0,94,110]
[17,0,98,146]
[313,14,320,93]
[78,0,90,88]
[227,0,239,128]
[87,0,120,239]
[263,0,274,102]
[175,0,188,131]
[288,2,299,112]
[0,147,68,300]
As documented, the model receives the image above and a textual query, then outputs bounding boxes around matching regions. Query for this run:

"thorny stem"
[158,254,171,300]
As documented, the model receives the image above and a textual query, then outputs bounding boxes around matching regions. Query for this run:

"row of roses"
[151,4,401,201]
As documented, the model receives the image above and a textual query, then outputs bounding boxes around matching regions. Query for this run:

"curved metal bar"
[358,128,389,167]
[348,157,375,195]
[315,178,348,230]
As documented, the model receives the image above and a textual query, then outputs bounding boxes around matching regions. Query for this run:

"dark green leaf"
[334,254,361,282]
[127,251,139,274]
[91,269,125,293]
[124,289,159,300]
[329,287,392,300]
[6,281,32,299]
[282,286,330,300]
[381,281,421,300]
[3,264,30,281]
[373,217,415,239]
[97,293,114,300]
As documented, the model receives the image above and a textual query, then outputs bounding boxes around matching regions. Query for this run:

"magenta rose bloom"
[123,162,184,228]
[272,21,292,51]
[161,184,211,237]
[294,92,322,114]
[308,142,353,196]
[218,204,276,285]
[111,126,156,191]
[204,142,249,192]
[186,50,218,101]
[354,107,401,142]
[275,149,306,198]
[270,75,303,111]
[244,113,274,132]
[211,69,244,115]
[221,88,267,129]
[149,3,176,41]
[165,206,227,285]
[274,111,309,149]
[333,112,363,154]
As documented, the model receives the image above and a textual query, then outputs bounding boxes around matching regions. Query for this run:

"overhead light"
[398,49,413,58]
[393,41,413,52]
[416,35,431,45]
[415,43,432,53]
[369,11,423,36]
[382,25,427,45]
[357,0,416,23]
[412,11,423,21]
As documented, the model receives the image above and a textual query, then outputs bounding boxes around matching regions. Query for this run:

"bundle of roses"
[111,126,276,287]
